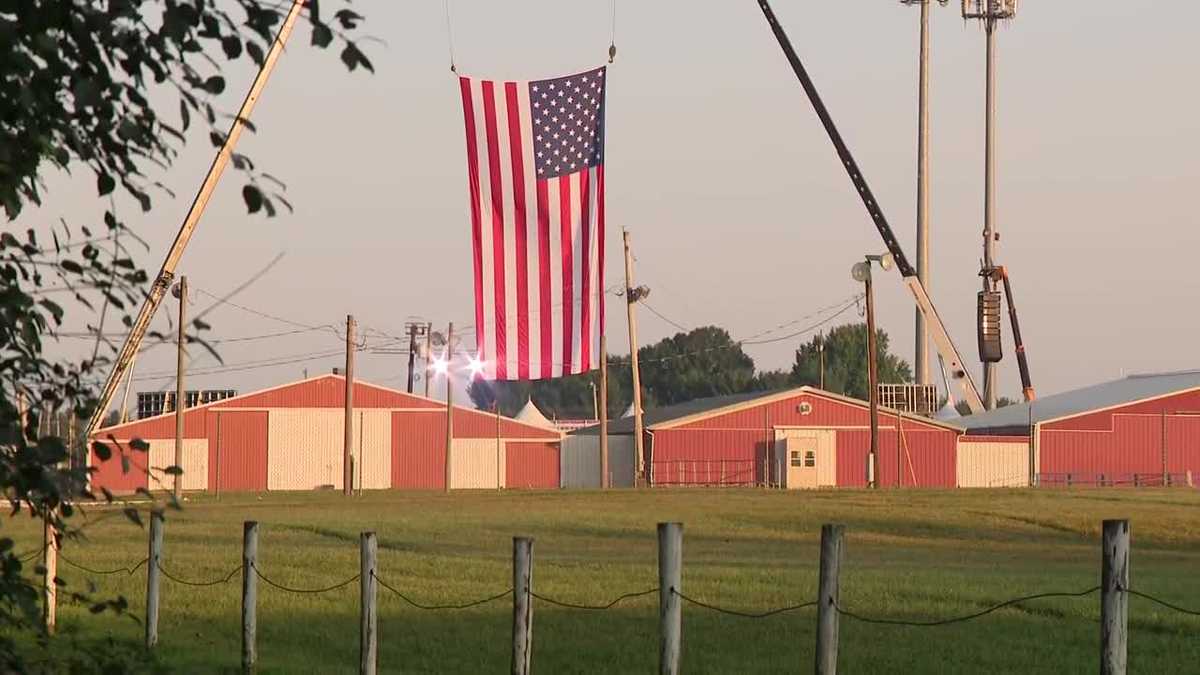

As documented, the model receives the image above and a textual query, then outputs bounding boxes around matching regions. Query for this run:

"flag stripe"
[506,82,531,380]
[470,78,495,376]
[559,177,574,374]
[481,82,507,379]
[579,167,591,371]
[536,179,552,379]
[459,78,486,365]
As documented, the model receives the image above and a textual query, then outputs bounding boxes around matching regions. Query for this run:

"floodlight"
[851,262,872,283]
[879,253,895,271]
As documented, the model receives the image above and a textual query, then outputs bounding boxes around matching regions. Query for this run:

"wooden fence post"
[360,531,378,675]
[146,509,164,648]
[42,514,57,634]
[815,524,844,675]
[242,521,258,673]
[1101,519,1129,675]
[511,537,534,675]
[658,522,682,675]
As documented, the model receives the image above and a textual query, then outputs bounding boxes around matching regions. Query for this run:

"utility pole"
[818,331,826,390]
[173,275,187,501]
[444,322,455,493]
[404,322,428,395]
[902,0,940,387]
[865,269,880,489]
[423,322,434,398]
[406,324,419,394]
[343,314,355,496]
[963,0,1017,410]
[599,335,610,489]
[622,230,647,486]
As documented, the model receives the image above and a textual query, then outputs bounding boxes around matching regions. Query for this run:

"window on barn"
[790,451,803,467]
[804,451,815,468]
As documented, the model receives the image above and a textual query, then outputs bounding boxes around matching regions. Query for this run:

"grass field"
[6,488,1200,673]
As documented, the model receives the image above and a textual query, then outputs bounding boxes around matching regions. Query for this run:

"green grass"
[6,488,1200,673]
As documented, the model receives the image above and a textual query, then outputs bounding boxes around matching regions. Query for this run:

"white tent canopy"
[515,399,556,429]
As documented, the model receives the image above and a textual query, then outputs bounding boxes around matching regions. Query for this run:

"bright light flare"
[432,357,449,376]
[467,355,487,379]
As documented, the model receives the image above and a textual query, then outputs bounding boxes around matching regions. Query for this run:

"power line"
[642,302,689,332]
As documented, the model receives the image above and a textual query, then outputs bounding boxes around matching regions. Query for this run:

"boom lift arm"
[85,0,307,437]
[985,266,1035,402]
[754,0,985,413]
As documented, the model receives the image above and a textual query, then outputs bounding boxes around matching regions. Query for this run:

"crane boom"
[991,266,1035,402]
[754,0,984,413]
[85,0,307,437]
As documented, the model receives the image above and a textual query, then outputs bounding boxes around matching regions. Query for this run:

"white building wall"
[148,438,208,491]
[450,438,505,489]
[956,440,1031,487]
[267,408,393,491]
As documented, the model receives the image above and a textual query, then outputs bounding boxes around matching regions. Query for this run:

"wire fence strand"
[59,554,148,577]
[1124,588,1200,617]
[373,572,511,610]
[157,561,241,587]
[672,588,818,619]
[252,563,358,594]
[531,587,658,610]
[834,586,1101,627]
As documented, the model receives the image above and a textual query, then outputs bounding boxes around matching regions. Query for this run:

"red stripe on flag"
[597,164,605,338]
[505,82,530,380]
[578,168,591,371]
[481,81,507,380]
[460,78,486,365]
[559,176,574,375]
[536,179,552,379]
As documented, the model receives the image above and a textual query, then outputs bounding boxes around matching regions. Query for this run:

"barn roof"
[958,370,1200,433]
[575,386,963,435]
[92,373,560,440]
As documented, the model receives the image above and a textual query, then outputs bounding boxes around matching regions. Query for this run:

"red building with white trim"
[959,370,1200,486]
[89,374,562,494]
[577,386,963,488]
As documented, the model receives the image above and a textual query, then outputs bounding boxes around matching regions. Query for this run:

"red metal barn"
[959,371,1200,487]
[586,387,961,488]
[89,374,561,494]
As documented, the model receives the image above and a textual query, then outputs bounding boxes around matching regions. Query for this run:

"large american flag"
[458,66,606,380]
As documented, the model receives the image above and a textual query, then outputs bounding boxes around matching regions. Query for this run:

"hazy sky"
[34,1,1200,410]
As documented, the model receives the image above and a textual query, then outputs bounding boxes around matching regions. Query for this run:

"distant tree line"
[468,322,913,418]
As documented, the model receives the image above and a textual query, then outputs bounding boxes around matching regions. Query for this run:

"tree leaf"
[162,465,183,476]
[97,172,115,196]
[92,441,112,462]
[122,507,144,528]
[221,35,243,59]
[311,22,333,48]
[179,99,191,131]
[204,76,226,94]
[242,184,263,213]
[130,438,150,452]
[246,40,265,66]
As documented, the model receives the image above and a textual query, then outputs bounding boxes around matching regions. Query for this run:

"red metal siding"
[505,442,560,489]
[89,440,151,494]
[1167,415,1200,475]
[392,412,445,489]
[452,407,561,440]
[649,429,768,485]
[673,391,951,434]
[207,410,268,491]
[228,376,442,409]
[836,427,956,488]
[94,407,209,442]
[1040,413,1200,479]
